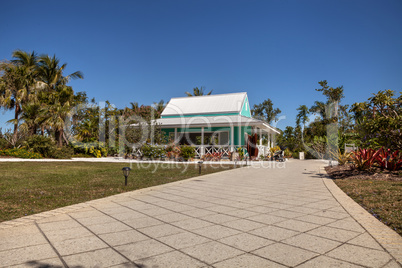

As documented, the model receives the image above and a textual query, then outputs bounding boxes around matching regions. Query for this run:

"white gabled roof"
[161,92,247,117]
[155,115,280,134]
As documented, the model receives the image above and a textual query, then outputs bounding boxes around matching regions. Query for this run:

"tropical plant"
[375,148,402,171]
[350,90,402,151]
[350,148,380,170]
[23,135,56,158]
[269,145,281,155]
[52,146,74,159]
[330,148,351,165]
[0,148,42,159]
[180,145,195,161]
[201,152,223,161]
[284,148,292,158]
[185,86,212,97]
[251,98,281,124]
[141,144,165,159]
[0,53,37,143]
[166,144,181,159]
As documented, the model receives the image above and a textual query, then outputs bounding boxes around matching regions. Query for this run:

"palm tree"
[36,55,83,146]
[185,86,212,97]
[0,61,35,142]
[41,86,76,147]
[36,54,83,92]
[296,105,310,128]
[20,102,42,135]
[153,99,165,118]
[11,50,38,68]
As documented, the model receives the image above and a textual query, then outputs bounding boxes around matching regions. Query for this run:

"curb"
[323,176,402,265]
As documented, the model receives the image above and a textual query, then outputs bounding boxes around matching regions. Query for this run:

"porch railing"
[132,144,270,159]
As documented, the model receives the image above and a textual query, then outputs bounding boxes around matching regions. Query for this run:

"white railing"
[257,145,270,157]
[132,144,270,159]
[204,145,231,156]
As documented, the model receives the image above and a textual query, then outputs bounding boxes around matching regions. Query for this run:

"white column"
[174,128,177,144]
[271,133,274,148]
[238,126,241,146]
[259,128,262,146]
[230,126,234,152]
[201,127,205,156]
[268,133,272,148]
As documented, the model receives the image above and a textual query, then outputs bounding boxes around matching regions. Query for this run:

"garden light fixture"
[198,161,203,175]
[122,167,131,186]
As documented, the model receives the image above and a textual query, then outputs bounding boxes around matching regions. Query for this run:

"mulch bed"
[325,164,402,181]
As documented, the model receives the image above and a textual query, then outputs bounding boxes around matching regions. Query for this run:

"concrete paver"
[0,159,401,267]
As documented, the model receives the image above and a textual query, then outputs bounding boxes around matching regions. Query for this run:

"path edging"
[323,176,402,265]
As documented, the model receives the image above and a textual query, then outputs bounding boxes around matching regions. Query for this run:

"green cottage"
[156,92,280,158]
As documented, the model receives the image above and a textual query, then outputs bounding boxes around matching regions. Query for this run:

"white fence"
[133,144,271,159]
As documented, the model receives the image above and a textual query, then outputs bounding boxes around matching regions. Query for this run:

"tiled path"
[0,160,401,267]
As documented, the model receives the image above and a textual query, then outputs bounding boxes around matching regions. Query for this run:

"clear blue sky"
[1,0,401,131]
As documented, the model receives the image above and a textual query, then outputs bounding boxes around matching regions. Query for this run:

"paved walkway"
[0,160,401,268]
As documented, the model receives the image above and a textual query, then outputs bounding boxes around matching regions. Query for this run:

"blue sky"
[1,0,401,131]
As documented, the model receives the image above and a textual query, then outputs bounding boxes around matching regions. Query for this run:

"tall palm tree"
[296,105,310,128]
[20,102,42,135]
[153,99,165,118]
[0,60,36,142]
[41,86,76,146]
[37,54,83,92]
[185,86,212,97]
[36,55,83,146]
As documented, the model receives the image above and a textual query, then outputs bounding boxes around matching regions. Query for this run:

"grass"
[334,179,402,236]
[0,161,237,222]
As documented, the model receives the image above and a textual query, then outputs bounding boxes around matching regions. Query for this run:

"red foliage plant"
[375,148,402,171]
[350,148,380,170]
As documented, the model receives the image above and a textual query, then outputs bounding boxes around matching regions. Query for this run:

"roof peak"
[161,92,248,117]
[170,92,247,100]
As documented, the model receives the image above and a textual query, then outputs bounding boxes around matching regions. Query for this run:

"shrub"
[180,145,195,161]
[350,148,380,170]
[330,148,351,165]
[0,138,8,149]
[52,146,74,159]
[0,148,42,159]
[23,135,56,158]
[284,148,292,158]
[201,152,223,161]
[166,145,181,159]
[71,141,108,158]
[375,148,402,171]
[270,146,281,155]
[237,147,246,160]
[141,144,165,159]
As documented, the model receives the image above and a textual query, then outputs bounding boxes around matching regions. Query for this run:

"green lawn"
[0,162,236,222]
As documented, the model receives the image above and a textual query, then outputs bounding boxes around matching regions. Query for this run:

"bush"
[0,148,42,159]
[52,146,74,159]
[330,148,351,165]
[375,148,402,171]
[270,146,281,155]
[71,141,108,158]
[350,148,380,170]
[166,145,181,159]
[141,144,165,159]
[180,145,195,161]
[23,135,56,158]
[0,138,8,149]
[284,148,292,158]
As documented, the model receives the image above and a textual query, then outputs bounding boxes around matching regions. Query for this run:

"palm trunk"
[12,104,20,144]
[56,129,63,147]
